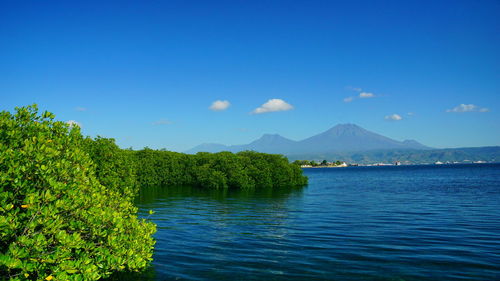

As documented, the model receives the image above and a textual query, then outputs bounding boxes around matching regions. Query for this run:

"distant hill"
[185,143,229,153]
[286,146,500,164]
[232,134,297,154]
[186,123,430,155]
[185,134,297,154]
[186,124,499,164]
[298,124,429,152]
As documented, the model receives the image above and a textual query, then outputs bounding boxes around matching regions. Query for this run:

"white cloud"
[446,104,489,113]
[209,100,230,111]
[385,114,403,121]
[407,112,414,116]
[359,92,375,98]
[345,86,363,92]
[343,88,378,102]
[153,119,172,125]
[75,107,87,112]
[66,120,81,128]
[252,99,294,114]
[447,104,476,112]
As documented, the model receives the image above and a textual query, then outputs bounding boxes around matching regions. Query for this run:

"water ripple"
[120,164,500,281]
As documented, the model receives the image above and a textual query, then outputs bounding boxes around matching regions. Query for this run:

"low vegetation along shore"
[0,105,308,281]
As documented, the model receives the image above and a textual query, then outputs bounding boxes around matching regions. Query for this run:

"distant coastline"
[300,161,497,168]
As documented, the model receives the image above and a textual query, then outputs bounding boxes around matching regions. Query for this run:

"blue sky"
[1,0,499,151]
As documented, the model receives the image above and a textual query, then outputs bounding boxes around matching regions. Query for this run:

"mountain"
[185,134,296,154]
[185,143,229,154]
[186,123,430,155]
[299,124,429,153]
[232,134,297,154]
[186,124,500,163]
[401,139,428,149]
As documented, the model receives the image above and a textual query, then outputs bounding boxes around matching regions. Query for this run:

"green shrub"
[133,149,194,187]
[132,149,308,190]
[192,164,228,189]
[82,137,137,199]
[0,104,308,279]
[0,105,156,281]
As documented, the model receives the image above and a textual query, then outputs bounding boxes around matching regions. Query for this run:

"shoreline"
[301,162,497,168]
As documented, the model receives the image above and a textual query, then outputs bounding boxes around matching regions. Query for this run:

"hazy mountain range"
[187,124,430,154]
[186,124,499,164]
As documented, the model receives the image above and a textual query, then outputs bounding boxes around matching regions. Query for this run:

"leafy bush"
[132,150,308,190]
[83,137,137,199]
[0,105,156,281]
[0,104,307,280]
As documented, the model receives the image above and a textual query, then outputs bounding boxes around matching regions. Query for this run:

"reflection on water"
[108,185,305,281]
[136,185,306,204]
[108,164,500,281]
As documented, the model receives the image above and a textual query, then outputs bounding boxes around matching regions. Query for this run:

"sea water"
[112,164,500,280]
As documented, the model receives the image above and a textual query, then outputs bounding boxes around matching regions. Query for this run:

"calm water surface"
[119,164,500,280]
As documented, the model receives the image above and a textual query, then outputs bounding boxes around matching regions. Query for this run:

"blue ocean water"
[115,164,500,280]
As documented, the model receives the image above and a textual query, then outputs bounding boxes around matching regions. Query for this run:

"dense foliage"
[132,150,308,189]
[82,137,137,199]
[0,105,307,280]
[0,106,155,281]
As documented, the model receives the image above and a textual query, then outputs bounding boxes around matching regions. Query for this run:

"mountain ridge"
[186,124,430,155]
[286,146,500,164]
